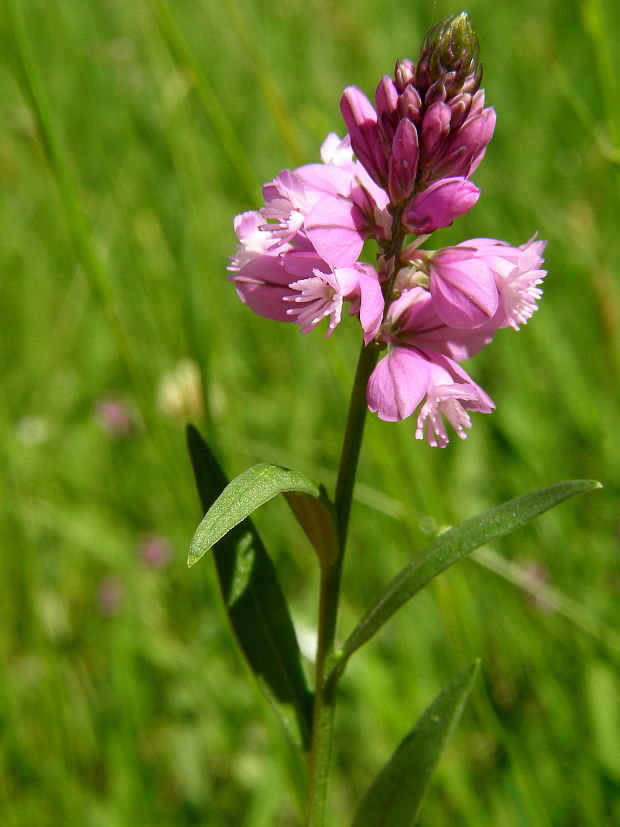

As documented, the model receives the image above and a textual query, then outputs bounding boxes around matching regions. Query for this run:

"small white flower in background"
[16,415,52,445]
[157,358,204,422]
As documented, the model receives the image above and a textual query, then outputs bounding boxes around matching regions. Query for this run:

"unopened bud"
[394,58,415,94]
[415,12,482,97]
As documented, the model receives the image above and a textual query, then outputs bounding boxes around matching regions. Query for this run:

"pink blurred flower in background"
[94,396,139,438]
[98,575,124,617]
[139,534,172,570]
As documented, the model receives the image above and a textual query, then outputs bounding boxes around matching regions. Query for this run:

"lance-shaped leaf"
[188,461,337,567]
[337,480,600,674]
[352,660,479,826]
[284,487,338,567]
[186,426,313,750]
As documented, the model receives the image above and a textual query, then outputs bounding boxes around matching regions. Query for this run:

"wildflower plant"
[187,13,599,826]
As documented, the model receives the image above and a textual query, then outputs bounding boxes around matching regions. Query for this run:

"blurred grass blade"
[188,460,335,567]
[5,0,136,377]
[338,480,601,673]
[222,0,304,165]
[352,661,480,826]
[584,660,620,781]
[148,0,259,203]
[187,426,313,750]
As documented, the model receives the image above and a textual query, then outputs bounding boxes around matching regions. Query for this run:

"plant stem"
[305,202,410,826]
[305,340,379,826]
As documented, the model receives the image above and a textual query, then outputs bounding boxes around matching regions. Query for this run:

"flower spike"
[227,13,546,445]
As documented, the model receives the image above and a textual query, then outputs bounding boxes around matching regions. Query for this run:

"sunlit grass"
[2,0,619,824]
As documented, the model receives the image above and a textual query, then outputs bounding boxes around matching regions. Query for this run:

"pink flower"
[367,345,494,446]
[390,287,495,361]
[229,145,388,276]
[94,397,138,438]
[414,355,495,447]
[228,135,391,338]
[260,167,357,252]
[225,17,548,449]
[320,132,355,167]
[367,288,494,445]
[228,211,281,272]
[285,258,383,340]
[139,534,172,569]
[425,236,547,329]
[98,576,124,617]
[231,251,384,339]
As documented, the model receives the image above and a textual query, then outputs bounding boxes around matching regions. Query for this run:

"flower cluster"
[228,14,546,446]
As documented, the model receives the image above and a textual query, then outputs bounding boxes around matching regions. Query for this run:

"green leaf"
[284,488,338,567]
[186,426,313,751]
[188,459,336,568]
[338,480,601,673]
[352,661,480,826]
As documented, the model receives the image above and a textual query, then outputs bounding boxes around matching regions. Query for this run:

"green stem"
[304,197,412,825]
[305,340,379,826]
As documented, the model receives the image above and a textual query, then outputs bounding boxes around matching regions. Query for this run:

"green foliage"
[187,426,313,751]
[1,0,619,824]
[339,481,601,673]
[188,454,336,568]
[352,661,480,826]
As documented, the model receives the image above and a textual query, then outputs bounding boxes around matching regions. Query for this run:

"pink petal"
[403,177,480,235]
[304,195,367,268]
[320,133,354,167]
[430,257,499,328]
[355,267,385,342]
[231,255,295,321]
[393,289,496,360]
[367,347,430,422]
[398,84,422,124]
[236,254,294,286]
[282,251,329,278]
[232,281,292,322]
[295,162,357,197]
[413,351,495,447]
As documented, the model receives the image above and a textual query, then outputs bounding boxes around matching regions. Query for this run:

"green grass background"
[1,0,619,824]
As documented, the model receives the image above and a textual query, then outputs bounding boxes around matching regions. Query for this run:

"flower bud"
[415,12,482,98]
[375,76,400,145]
[388,119,419,203]
[403,176,480,234]
[394,58,415,94]
[340,86,388,187]
[397,84,422,125]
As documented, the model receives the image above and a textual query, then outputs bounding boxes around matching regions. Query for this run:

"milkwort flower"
[228,134,387,341]
[367,288,495,447]
[227,12,547,445]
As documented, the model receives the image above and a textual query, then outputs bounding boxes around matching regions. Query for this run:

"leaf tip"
[187,539,205,568]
